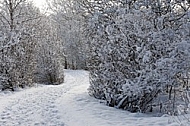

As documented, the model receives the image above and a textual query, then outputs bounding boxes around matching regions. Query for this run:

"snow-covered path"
[0,70,187,126]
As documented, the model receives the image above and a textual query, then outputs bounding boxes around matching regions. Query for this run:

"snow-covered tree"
[47,0,88,69]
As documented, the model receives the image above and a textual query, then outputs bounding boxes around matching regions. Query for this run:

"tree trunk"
[64,56,68,69]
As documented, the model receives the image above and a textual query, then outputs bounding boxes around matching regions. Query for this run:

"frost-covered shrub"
[86,0,190,113]
[0,30,37,91]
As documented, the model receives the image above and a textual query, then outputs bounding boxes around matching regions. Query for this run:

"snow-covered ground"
[0,70,189,126]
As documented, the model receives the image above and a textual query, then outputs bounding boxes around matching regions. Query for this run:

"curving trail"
[0,70,80,126]
[0,70,186,126]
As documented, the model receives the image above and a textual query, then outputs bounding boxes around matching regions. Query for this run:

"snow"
[0,70,189,126]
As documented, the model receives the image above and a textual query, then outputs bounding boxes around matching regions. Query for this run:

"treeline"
[0,0,62,90]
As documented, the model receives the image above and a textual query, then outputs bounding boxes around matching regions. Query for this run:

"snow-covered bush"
[86,0,190,113]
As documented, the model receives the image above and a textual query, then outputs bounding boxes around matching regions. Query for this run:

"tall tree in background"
[47,0,88,69]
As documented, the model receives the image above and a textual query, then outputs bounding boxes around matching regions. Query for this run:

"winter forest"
[0,0,190,120]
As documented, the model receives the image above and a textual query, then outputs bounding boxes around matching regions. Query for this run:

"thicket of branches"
[84,0,190,114]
